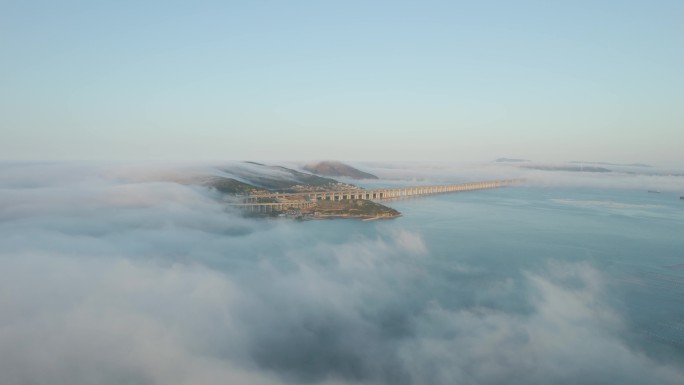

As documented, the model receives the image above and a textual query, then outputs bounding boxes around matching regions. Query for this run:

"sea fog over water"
[1,161,683,385]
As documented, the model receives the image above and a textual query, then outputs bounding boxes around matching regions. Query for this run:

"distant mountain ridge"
[303,161,378,180]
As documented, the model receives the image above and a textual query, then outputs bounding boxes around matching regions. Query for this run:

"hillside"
[302,161,378,180]
[200,176,269,195]
[220,162,346,192]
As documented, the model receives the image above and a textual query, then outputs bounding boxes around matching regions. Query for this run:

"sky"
[1,0,683,165]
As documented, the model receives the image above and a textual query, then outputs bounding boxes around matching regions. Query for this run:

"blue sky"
[1,0,683,165]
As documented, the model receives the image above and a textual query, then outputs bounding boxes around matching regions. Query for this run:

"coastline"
[304,213,401,221]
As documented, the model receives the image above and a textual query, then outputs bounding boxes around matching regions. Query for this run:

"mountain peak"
[303,161,378,180]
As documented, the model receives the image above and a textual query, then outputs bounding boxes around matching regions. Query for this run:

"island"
[200,161,399,221]
[193,161,519,221]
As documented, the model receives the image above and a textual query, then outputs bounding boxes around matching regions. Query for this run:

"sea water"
[299,186,684,363]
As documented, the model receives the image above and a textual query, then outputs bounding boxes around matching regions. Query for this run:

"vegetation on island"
[201,176,269,195]
[312,199,400,219]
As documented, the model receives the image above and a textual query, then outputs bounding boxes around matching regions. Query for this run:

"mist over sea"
[1,162,683,385]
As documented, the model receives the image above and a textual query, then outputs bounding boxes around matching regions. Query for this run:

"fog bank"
[1,162,683,385]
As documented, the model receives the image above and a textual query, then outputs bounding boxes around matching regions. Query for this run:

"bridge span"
[240,179,523,208]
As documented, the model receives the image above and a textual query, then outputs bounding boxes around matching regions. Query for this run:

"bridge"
[229,200,317,213]
[236,179,523,210]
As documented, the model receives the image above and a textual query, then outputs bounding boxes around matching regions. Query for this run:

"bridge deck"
[236,179,523,207]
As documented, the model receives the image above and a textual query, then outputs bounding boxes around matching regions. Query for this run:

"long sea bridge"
[235,179,523,211]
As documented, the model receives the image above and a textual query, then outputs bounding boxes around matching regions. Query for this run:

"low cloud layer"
[1,162,682,385]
